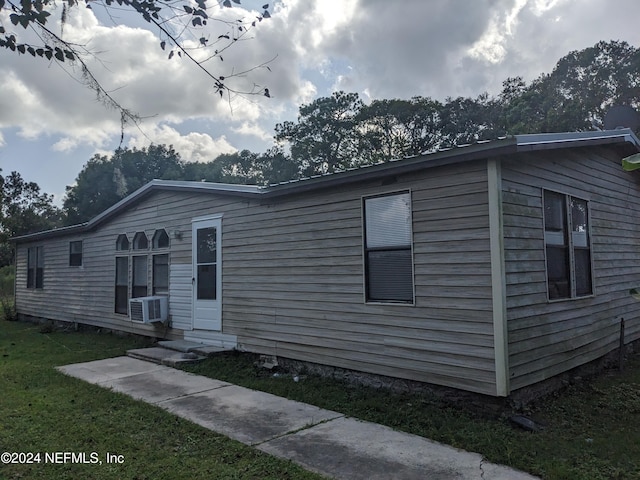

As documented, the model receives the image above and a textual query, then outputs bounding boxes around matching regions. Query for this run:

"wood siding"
[502,146,640,391]
[15,159,498,395]
[226,161,496,395]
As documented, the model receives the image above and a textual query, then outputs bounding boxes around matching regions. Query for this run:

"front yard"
[2,312,639,479]
[0,318,323,480]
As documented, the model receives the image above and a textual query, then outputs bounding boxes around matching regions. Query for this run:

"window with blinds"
[363,191,414,303]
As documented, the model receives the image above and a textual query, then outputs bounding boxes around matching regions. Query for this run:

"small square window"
[116,234,129,251]
[69,241,83,266]
[152,229,170,249]
[133,232,148,250]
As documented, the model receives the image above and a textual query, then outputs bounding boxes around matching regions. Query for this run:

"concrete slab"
[59,356,540,479]
[159,385,343,445]
[158,340,230,357]
[95,368,230,403]
[57,356,164,384]
[127,347,205,366]
[258,416,538,480]
[158,340,204,352]
[191,345,230,356]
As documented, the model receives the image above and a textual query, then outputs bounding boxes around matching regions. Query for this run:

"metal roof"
[12,129,640,243]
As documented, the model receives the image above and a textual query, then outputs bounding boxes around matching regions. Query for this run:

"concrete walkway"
[57,356,539,480]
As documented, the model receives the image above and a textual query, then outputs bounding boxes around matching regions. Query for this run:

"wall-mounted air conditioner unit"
[129,296,168,324]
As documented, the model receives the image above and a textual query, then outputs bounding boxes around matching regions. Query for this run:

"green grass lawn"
[181,351,640,480]
[3,315,639,480]
[0,319,324,480]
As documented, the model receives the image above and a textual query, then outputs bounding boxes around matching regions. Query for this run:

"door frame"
[191,214,223,331]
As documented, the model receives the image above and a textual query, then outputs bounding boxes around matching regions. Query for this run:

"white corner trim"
[487,158,510,397]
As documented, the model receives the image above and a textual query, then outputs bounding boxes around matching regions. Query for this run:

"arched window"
[133,232,148,250]
[152,229,170,249]
[116,234,129,251]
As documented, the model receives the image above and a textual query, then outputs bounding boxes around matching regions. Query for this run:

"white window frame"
[69,240,83,267]
[362,190,415,305]
[542,188,595,301]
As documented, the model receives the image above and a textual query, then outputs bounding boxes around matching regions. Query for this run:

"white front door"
[192,216,222,331]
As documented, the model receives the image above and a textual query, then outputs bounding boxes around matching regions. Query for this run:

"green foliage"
[358,97,444,161]
[0,264,15,297]
[273,40,639,179]
[63,145,185,224]
[0,169,63,267]
[275,91,364,175]
[499,40,640,134]
[0,296,16,321]
[64,144,300,224]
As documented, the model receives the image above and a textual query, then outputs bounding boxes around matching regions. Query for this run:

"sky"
[1,0,639,205]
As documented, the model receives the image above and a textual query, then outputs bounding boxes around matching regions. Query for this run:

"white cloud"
[468,0,528,64]
[231,122,272,141]
[1,0,640,202]
[127,125,236,163]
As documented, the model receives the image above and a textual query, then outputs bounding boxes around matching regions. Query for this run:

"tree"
[183,149,263,184]
[255,146,300,185]
[64,144,184,224]
[500,41,640,134]
[275,91,364,176]
[0,0,273,124]
[0,169,63,266]
[358,97,443,162]
[438,93,504,147]
[182,147,298,185]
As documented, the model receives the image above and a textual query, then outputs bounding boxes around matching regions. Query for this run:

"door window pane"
[197,228,216,263]
[197,264,216,300]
